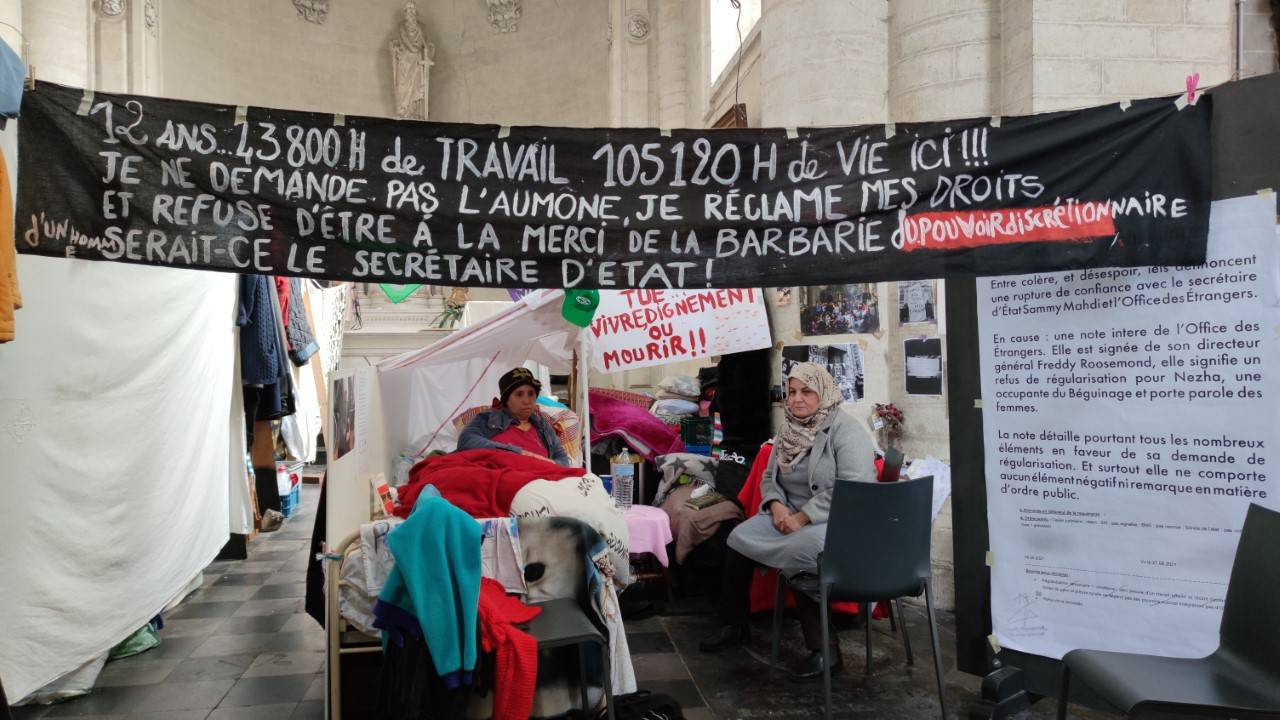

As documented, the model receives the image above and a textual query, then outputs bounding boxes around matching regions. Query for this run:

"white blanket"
[510,475,631,587]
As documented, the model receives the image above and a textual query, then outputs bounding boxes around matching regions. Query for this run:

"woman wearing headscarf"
[457,367,571,466]
[700,362,876,679]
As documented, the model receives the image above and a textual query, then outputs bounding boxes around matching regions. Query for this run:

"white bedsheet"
[0,257,237,700]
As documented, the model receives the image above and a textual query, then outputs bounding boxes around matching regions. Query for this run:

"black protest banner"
[16,81,1211,289]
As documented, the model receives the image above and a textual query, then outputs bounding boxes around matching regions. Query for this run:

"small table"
[624,505,675,601]
[624,505,673,567]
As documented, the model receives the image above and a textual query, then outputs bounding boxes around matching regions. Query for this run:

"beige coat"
[728,409,876,574]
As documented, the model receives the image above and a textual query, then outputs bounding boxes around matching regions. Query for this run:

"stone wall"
[23,0,87,88]
[158,0,610,125]
[1027,0,1234,112]
[1242,0,1280,76]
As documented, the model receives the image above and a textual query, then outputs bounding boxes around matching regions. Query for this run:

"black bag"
[713,437,758,504]
[611,690,685,720]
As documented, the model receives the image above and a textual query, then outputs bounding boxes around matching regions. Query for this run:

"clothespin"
[1185,72,1200,104]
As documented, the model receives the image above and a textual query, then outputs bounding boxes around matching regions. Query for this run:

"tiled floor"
[15,485,1105,719]
[11,485,324,720]
[624,616,715,720]
[663,598,1115,720]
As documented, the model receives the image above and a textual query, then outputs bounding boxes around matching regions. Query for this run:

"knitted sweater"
[374,495,482,680]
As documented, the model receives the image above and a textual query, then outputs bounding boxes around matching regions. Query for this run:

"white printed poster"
[781,344,864,403]
[905,338,944,395]
[899,279,937,326]
[978,195,1280,660]
[590,288,771,372]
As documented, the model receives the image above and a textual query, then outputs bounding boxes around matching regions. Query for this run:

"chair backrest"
[1217,503,1280,671]
[879,447,904,482]
[821,476,933,602]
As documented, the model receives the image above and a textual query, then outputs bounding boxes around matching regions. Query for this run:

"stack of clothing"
[374,492,550,720]
[399,449,632,586]
[649,375,701,427]
[654,453,745,565]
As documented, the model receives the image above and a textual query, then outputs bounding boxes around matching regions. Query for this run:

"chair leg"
[821,583,833,720]
[577,644,588,716]
[894,598,914,666]
[770,572,785,681]
[888,601,897,632]
[924,581,949,720]
[864,602,873,677]
[1057,664,1070,720]
[603,640,615,720]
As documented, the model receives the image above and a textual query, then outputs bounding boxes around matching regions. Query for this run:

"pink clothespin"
[1185,73,1200,103]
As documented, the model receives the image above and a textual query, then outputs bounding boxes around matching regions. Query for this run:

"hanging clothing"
[477,578,540,720]
[283,278,319,365]
[0,148,19,343]
[0,40,23,118]
[237,275,287,386]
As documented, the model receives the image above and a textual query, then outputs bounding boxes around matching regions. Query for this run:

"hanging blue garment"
[0,39,25,118]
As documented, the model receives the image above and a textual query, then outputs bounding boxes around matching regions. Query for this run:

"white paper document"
[978,196,1280,660]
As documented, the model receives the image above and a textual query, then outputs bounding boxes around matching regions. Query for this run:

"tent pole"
[577,330,592,467]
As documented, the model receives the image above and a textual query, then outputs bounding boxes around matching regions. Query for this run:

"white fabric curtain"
[0,256,237,700]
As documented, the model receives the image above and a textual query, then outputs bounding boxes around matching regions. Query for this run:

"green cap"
[561,289,600,327]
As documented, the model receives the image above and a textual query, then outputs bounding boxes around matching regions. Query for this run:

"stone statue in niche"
[486,0,521,33]
[391,2,435,120]
[99,0,126,17]
[293,0,329,25]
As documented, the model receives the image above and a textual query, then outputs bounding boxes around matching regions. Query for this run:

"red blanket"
[478,578,540,720]
[396,449,586,518]
[736,443,886,619]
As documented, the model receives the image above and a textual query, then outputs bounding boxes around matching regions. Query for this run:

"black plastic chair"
[879,447,905,483]
[1056,503,1280,720]
[528,598,615,720]
[769,476,946,720]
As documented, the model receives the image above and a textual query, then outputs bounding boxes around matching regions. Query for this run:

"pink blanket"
[588,390,685,462]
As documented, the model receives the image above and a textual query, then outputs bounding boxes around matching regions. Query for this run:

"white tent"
[376,289,588,459]
[327,289,592,544]
[376,288,590,467]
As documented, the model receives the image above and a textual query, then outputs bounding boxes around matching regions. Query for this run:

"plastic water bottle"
[610,448,635,510]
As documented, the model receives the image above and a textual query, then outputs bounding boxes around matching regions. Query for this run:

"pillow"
[658,375,700,398]
[651,398,699,416]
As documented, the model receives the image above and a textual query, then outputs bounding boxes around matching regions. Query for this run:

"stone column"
[24,0,159,94]
[759,0,888,127]
[889,0,1001,122]
[759,0,892,429]
[608,0,654,127]
[654,0,688,129]
[100,0,160,94]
